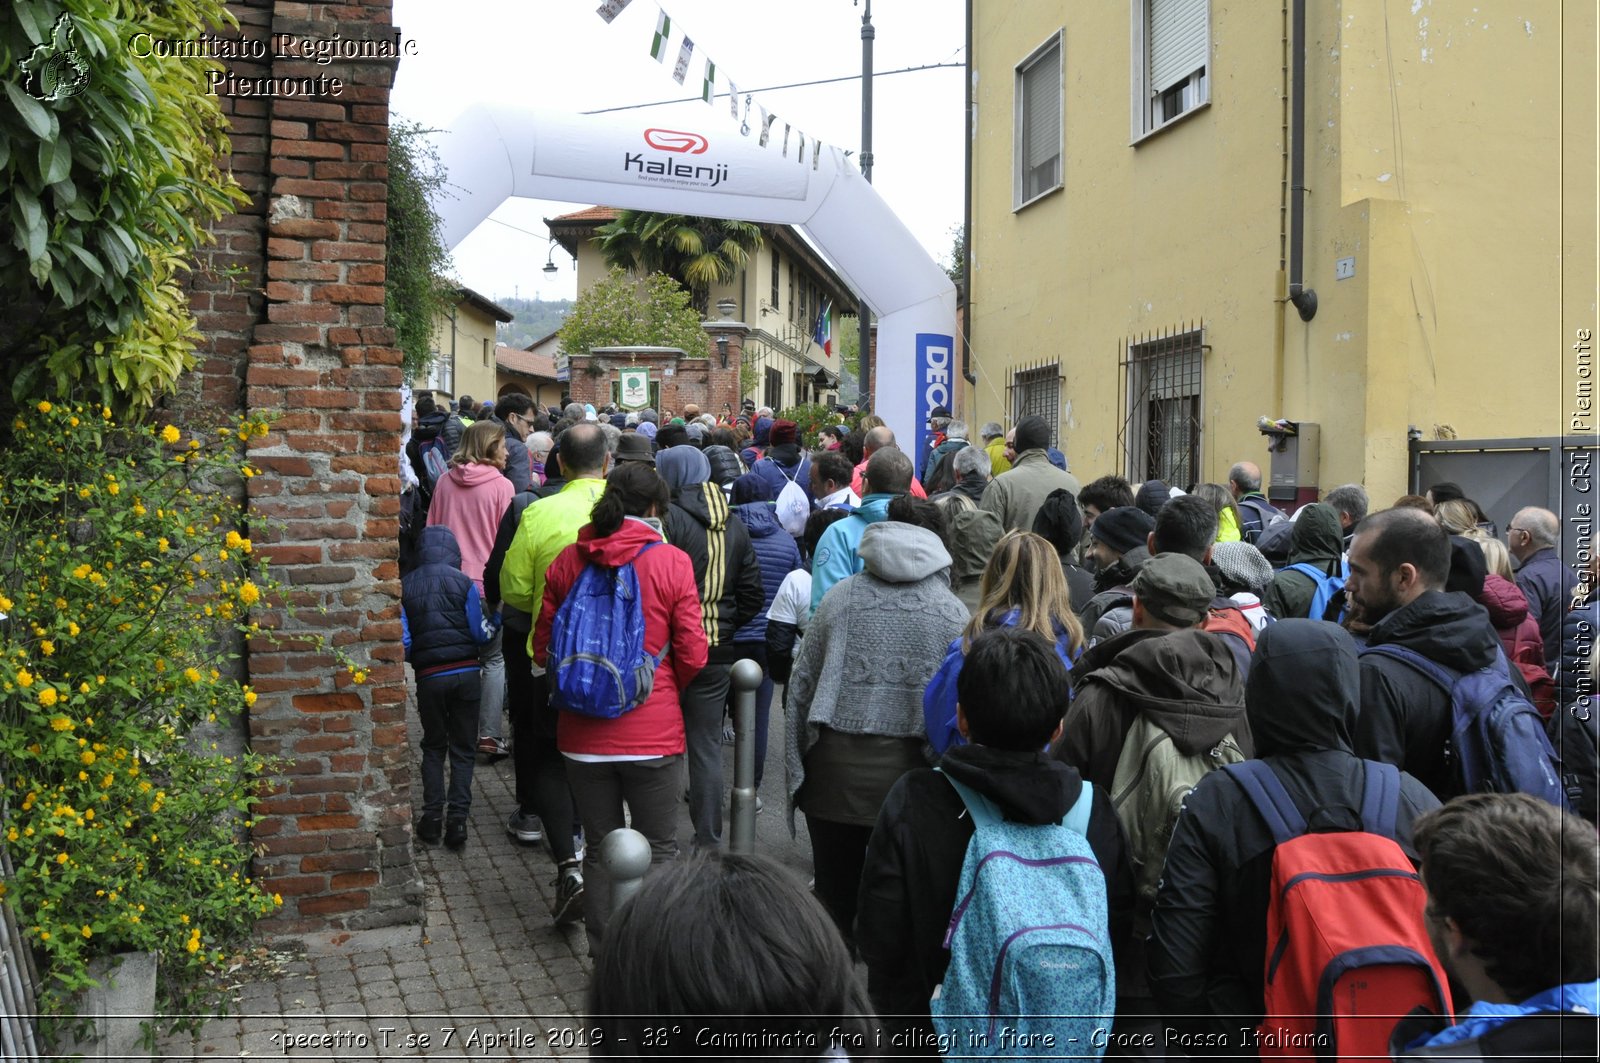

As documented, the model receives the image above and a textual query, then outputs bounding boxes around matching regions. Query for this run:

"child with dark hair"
[588,851,875,1057]
[857,627,1134,1051]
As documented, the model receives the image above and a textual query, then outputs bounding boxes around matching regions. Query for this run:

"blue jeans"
[418,670,479,819]
[477,625,505,742]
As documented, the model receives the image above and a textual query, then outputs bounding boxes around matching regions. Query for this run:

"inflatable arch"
[431,105,958,466]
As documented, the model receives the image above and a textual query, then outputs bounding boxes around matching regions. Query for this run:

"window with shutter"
[1013,33,1063,209]
[770,251,780,310]
[1134,0,1209,138]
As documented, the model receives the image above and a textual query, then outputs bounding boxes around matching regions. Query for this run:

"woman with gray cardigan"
[785,496,968,946]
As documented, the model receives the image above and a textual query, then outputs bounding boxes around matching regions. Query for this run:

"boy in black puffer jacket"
[402,526,501,851]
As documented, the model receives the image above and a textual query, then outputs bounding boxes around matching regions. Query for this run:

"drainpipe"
[961,0,976,392]
[1287,0,1317,323]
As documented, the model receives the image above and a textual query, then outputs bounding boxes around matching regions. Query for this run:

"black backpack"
[1550,700,1600,823]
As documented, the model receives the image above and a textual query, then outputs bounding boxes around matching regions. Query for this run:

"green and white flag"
[618,367,650,410]
[650,8,670,62]
[672,35,694,84]
[596,0,633,23]
[701,58,716,103]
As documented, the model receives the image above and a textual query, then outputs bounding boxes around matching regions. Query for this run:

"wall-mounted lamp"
[716,332,729,369]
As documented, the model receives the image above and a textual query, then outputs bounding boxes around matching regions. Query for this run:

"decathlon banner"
[913,332,957,474]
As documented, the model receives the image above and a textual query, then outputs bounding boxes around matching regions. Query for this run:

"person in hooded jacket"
[427,420,516,758]
[748,420,813,508]
[402,526,502,852]
[533,462,708,954]
[1350,508,1514,800]
[786,500,968,945]
[1260,503,1345,620]
[1147,619,1441,1055]
[1032,487,1097,610]
[929,487,1003,616]
[701,443,745,497]
[659,445,765,849]
[728,473,802,797]
[857,626,1135,1055]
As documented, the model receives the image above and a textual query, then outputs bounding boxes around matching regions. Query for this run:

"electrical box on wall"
[1265,421,1320,507]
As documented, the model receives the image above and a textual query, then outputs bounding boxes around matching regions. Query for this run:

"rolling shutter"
[1149,0,1207,92]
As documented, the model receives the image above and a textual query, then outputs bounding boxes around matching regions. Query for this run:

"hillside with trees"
[495,297,574,348]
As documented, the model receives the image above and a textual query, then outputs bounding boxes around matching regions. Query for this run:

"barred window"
[1010,364,1061,446]
[1121,327,1204,488]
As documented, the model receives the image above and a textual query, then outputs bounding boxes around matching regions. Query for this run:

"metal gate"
[1409,435,1598,565]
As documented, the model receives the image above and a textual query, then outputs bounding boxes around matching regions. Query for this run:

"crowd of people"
[396,391,1598,1060]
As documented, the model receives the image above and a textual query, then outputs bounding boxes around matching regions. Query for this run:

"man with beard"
[1348,508,1508,800]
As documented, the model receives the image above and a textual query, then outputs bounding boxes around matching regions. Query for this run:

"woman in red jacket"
[534,462,708,954]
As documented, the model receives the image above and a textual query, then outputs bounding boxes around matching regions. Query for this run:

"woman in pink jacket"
[534,462,708,954]
[428,419,516,757]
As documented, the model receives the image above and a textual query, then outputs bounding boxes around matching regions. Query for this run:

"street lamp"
[716,332,729,369]
[855,0,874,405]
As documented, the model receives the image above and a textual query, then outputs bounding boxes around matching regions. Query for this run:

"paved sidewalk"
[157,683,808,1060]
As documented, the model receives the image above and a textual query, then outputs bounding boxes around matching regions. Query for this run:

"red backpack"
[1225,760,1453,1059]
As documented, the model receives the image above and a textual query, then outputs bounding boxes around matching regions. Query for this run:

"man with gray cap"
[1053,550,1251,1049]
[659,445,764,848]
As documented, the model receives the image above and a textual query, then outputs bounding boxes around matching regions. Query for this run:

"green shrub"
[559,267,710,358]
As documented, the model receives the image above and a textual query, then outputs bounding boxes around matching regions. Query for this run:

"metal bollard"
[599,827,653,918]
[728,657,764,855]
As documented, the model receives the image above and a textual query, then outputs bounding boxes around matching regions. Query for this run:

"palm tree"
[594,212,763,314]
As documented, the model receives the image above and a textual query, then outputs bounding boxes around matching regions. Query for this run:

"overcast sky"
[389,0,965,307]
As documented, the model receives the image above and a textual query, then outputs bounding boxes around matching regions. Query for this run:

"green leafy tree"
[559,268,710,359]
[946,223,966,288]
[385,120,454,377]
[0,0,248,411]
[594,212,762,313]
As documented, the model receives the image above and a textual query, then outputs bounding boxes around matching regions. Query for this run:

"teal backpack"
[930,773,1115,1059]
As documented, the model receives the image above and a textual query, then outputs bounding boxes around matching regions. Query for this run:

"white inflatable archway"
[432,105,957,470]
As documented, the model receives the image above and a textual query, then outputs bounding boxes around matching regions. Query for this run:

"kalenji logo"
[643,128,709,154]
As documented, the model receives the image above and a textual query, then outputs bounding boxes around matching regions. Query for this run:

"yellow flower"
[38,930,50,942]
[67,622,79,637]
[17,669,33,688]
[273,893,283,906]
[49,716,72,732]
[237,581,261,606]
[102,406,112,419]
[81,926,92,939]
[5,828,15,842]
[79,682,90,693]
[225,531,243,550]
[72,564,91,579]
[352,670,368,685]
[183,667,202,684]
[185,936,200,954]
[242,689,258,707]
[40,640,54,657]
[38,688,58,708]
[0,593,12,611]
[160,424,180,444]
[132,502,146,517]
[56,853,68,865]
[80,750,95,765]
[157,538,170,553]
[36,401,52,414]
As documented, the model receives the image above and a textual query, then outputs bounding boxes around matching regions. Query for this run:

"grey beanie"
[1211,541,1275,594]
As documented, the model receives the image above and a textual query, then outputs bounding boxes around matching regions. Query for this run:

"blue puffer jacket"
[1559,594,1599,706]
[401,526,497,676]
[732,500,802,644]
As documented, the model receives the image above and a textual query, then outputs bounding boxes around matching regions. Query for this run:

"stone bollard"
[728,657,763,855]
[599,827,653,918]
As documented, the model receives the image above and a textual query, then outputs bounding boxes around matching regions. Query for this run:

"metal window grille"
[1119,323,1205,488]
[1007,361,1063,446]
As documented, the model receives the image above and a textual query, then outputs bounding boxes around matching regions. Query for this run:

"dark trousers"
[804,814,874,947]
[417,670,479,820]
[505,629,578,863]
[565,754,683,956]
[682,661,733,847]
[727,643,775,790]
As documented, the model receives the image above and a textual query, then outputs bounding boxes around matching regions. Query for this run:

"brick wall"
[178,0,421,943]
[566,327,747,418]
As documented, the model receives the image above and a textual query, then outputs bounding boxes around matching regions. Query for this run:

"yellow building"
[548,207,857,411]
[967,0,1596,507]
[415,286,514,407]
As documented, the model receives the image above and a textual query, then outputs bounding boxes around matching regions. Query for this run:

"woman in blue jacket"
[924,530,1085,755]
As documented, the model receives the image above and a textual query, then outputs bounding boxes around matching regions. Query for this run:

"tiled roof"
[547,206,619,224]
[496,344,558,380]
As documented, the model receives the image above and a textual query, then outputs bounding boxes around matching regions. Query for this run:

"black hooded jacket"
[856,743,1134,1054]
[1353,589,1505,799]
[1147,620,1441,1054]
[664,481,765,664]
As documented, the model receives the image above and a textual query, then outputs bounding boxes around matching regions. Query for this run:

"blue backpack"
[548,542,669,718]
[1285,561,1345,621]
[931,773,1114,1058]
[1360,644,1570,809]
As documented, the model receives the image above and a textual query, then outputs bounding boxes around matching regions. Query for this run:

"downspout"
[1287,0,1317,323]
[961,0,976,391]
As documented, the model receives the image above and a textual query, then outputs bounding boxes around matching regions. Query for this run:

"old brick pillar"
[704,321,749,417]
[217,0,420,944]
